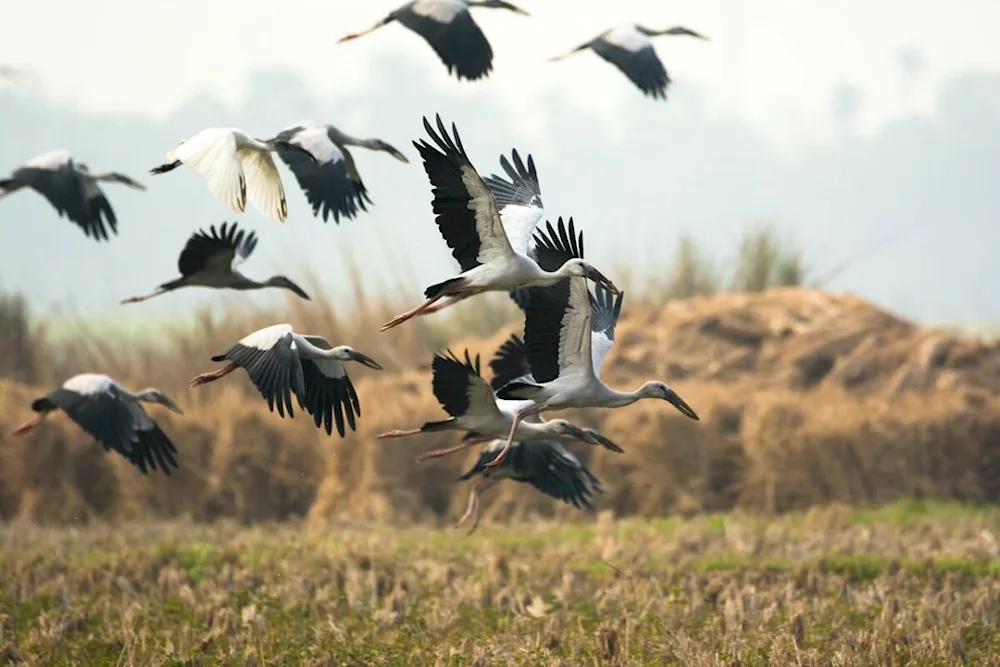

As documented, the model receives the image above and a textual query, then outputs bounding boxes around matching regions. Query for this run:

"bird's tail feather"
[424,276,466,300]
[495,381,543,400]
[149,160,181,175]
[30,397,56,413]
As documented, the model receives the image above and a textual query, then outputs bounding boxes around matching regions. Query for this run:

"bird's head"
[332,346,384,371]
[562,259,622,295]
[136,388,184,415]
[267,276,311,300]
[641,381,699,420]
[473,0,530,15]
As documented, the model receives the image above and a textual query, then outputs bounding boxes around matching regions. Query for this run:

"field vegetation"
[2,502,1000,665]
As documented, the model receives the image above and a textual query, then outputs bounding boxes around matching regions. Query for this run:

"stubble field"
[3,501,1000,666]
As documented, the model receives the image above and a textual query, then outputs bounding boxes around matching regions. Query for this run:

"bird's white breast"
[603,24,650,52]
[63,373,115,395]
[24,149,73,170]
[411,0,466,23]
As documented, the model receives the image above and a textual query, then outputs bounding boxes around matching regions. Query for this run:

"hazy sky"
[2,1,999,329]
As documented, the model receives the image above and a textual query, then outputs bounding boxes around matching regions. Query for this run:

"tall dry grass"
[3,226,998,526]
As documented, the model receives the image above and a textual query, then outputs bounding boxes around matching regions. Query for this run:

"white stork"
[550,24,709,100]
[0,150,146,241]
[150,128,317,222]
[488,218,701,468]
[338,0,529,82]
[454,438,606,534]
[120,222,310,304]
[376,348,623,455]
[10,373,183,476]
[189,323,383,437]
[272,123,409,224]
[379,115,620,331]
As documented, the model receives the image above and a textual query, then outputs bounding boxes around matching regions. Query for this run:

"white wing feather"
[170,129,246,214]
[558,277,595,379]
[288,127,344,165]
[24,149,73,170]
[500,205,544,257]
[239,148,287,222]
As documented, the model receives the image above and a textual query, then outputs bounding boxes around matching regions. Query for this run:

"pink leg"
[120,289,166,304]
[455,479,497,535]
[376,428,425,439]
[417,293,474,316]
[10,411,48,437]
[189,362,238,388]
[484,405,542,469]
[380,295,446,332]
[415,440,477,463]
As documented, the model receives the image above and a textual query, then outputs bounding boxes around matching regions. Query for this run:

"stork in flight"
[376,348,623,455]
[189,323,383,437]
[120,222,310,304]
[150,128,317,222]
[338,1,529,82]
[0,150,146,241]
[550,24,709,100]
[273,123,409,224]
[380,115,620,331]
[487,218,700,468]
[10,373,183,476]
[454,438,606,535]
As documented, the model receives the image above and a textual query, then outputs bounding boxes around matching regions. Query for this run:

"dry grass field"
[3,501,1000,665]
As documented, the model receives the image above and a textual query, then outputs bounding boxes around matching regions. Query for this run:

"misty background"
[1,1,998,330]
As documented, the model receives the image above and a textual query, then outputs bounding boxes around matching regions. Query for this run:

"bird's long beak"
[664,389,699,421]
[351,351,384,371]
[511,6,530,16]
[582,428,624,453]
[162,396,185,415]
[585,267,622,295]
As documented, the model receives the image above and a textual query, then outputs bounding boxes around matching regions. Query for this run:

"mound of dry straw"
[2,287,999,525]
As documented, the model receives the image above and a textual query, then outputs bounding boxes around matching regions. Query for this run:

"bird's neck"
[603,386,644,408]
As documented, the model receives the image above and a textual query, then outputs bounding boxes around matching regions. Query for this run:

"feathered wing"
[172,130,247,213]
[482,149,544,256]
[176,221,252,277]
[413,115,513,272]
[276,126,371,223]
[211,324,305,418]
[41,385,179,475]
[488,334,534,391]
[239,148,288,222]
[588,283,624,378]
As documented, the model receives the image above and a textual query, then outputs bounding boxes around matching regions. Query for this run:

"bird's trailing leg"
[379,294,447,332]
[337,17,391,43]
[189,362,239,388]
[120,288,166,305]
[375,427,425,439]
[415,440,477,463]
[10,411,49,437]
[455,479,498,536]
[485,404,544,470]
[417,293,475,317]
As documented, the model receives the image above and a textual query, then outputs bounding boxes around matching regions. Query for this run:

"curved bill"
[582,428,624,453]
[664,389,699,421]
[350,351,383,371]
[584,266,622,295]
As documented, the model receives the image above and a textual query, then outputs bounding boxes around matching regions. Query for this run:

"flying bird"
[189,323,383,437]
[380,115,620,331]
[10,373,182,476]
[338,0,529,82]
[150,128,317,222]
[549,24,709,100]
[120,222,310,304]
[487,218,700,468]
[376,348,622,455]
[273,123,409,224]
[454,438,605,534]
[0,150,146,241]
